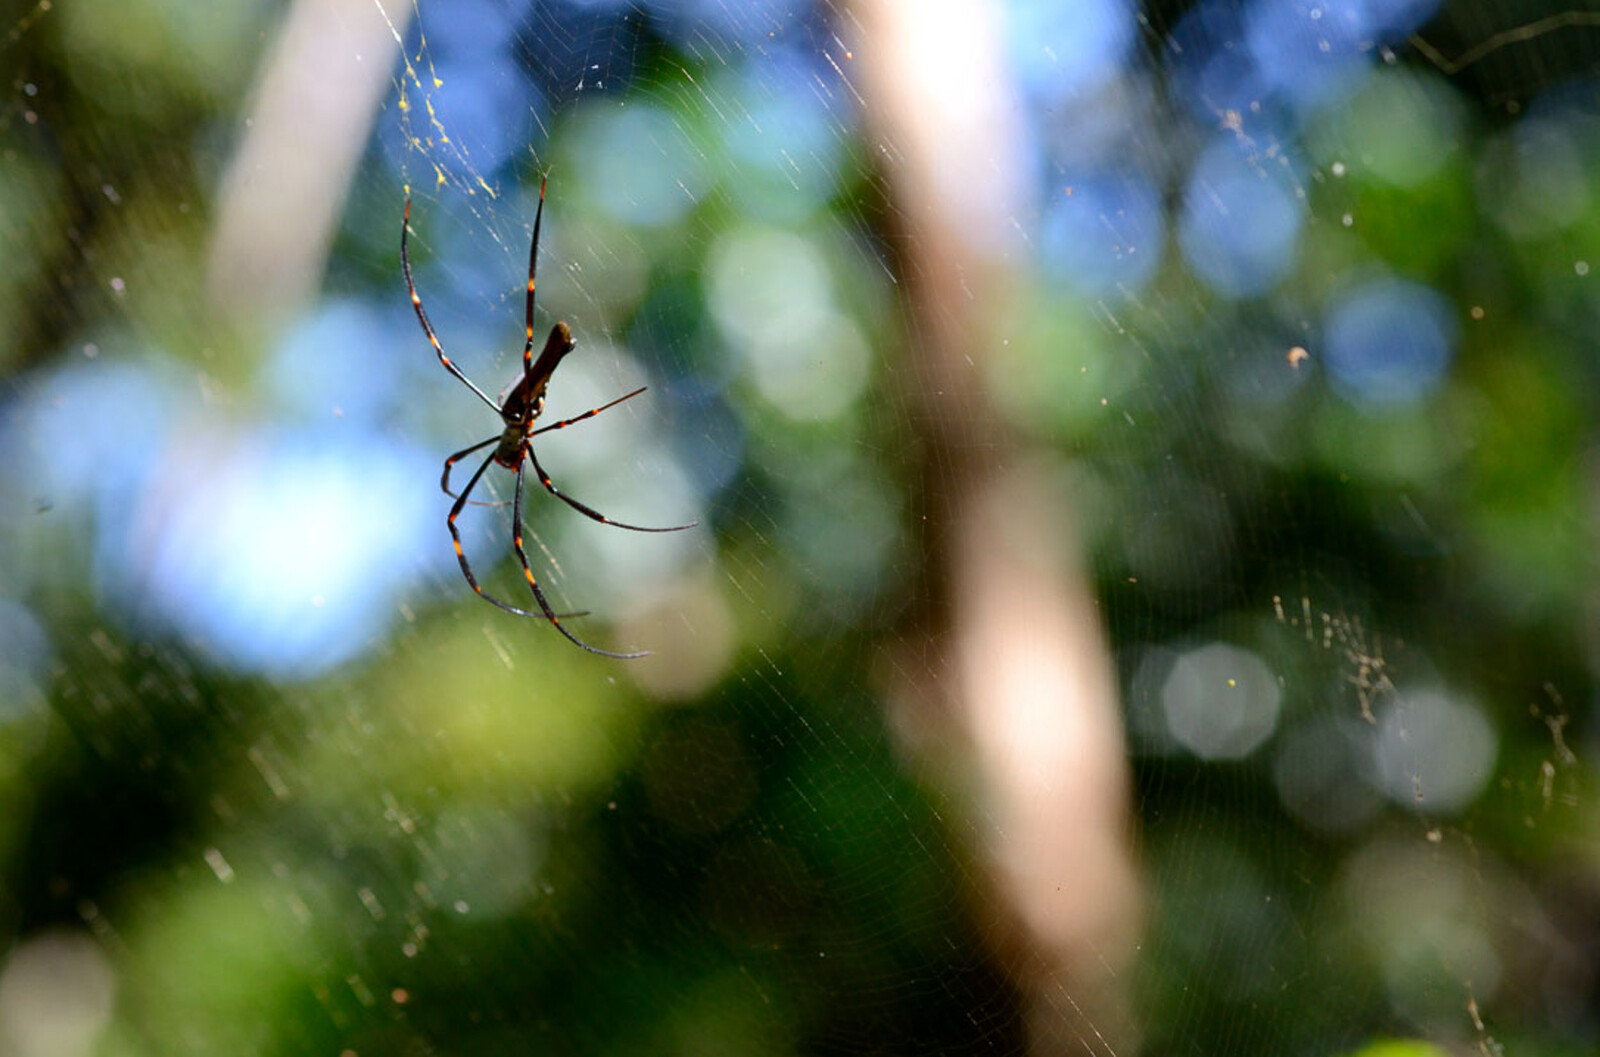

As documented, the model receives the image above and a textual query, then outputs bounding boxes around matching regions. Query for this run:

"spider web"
[332,3,1596,1053]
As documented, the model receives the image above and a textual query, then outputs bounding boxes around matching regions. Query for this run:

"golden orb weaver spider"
[401,179,693,658]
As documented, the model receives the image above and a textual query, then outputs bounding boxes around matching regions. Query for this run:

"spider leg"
[403,198,503,415]
[445,452,592,622]
[442,436,513,507]
[508,458,647,659]
[531,386,648,438]
[521,178,548,379]
[526,445,697,533]
[447,450,544,614]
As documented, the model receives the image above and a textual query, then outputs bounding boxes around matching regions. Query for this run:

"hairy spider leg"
[507,456,646,658]
[526,442,696,533]
[446,446,620,653]
[441,436,513,507]
[530,386,648,437]
[402,198,502,415]
[526,385,698,532]
[442,387,650,504]
[521,178,548,381]
[445,449,541,616]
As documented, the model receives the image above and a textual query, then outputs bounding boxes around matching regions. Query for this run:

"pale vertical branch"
[840,1,1143,1052]
[206,0,411,323]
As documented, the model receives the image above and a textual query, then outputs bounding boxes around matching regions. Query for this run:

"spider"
[402,179,693,658]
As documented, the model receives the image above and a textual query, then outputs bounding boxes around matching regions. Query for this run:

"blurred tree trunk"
[207,0,411,324]
[840,2,1143,1052]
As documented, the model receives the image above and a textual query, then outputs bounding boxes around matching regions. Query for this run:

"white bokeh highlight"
[1162,642,1282,760]
[1371,688,1497,814]
[0,931,116,1057]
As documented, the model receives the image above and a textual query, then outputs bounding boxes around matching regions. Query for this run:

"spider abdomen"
[501,322,574,422]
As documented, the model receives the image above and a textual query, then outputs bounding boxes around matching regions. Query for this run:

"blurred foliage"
[1,1,1598,1056]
